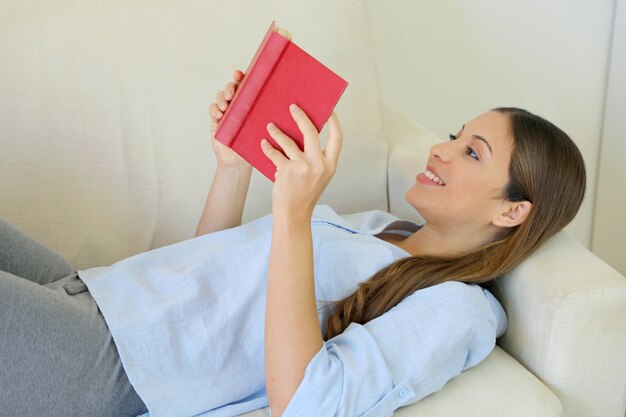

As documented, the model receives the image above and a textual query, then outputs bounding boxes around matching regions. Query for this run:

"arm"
[195,70,252,237]
[265,210,322,417]
[261,105,343,417]
[195,163,252,237]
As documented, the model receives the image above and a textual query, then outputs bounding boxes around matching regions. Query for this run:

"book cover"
[214,21,349,181]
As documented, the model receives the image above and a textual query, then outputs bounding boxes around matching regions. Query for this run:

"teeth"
[424,169,445,185]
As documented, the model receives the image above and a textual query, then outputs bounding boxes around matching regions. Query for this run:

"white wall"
[593,0,626,276]
[363,0,616,248]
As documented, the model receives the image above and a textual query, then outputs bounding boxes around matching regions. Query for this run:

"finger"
[261,138,288,167]
[324,112,343,165]
[233,69,244,82]
[267,122,303,160]
[209,103,223,121]
[224,82,237,101]
[216,91,228,112]
[289,104,321,157]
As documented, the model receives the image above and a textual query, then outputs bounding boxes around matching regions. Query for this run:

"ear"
[492,200,532,228]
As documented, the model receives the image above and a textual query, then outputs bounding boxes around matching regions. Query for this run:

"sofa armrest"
[492,231,626,417]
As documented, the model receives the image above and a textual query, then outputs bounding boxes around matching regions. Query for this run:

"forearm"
[264,216,324,417]
[195,163,253,237]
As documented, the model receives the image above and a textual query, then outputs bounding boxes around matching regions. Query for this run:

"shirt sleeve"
[280,281,499,417]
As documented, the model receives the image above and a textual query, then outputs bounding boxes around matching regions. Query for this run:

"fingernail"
[290,104,300,112]
[267,122,275,130]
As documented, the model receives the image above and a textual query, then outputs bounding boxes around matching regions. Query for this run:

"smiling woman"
[2,0,625,414]
[1,87,587,416]
[0,82,587,417]
[0,48,585,417]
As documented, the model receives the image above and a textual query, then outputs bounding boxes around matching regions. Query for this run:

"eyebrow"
[471,134,493,155]
[460,124,493,155]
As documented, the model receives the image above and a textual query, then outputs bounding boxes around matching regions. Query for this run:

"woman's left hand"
[261,104,342,221]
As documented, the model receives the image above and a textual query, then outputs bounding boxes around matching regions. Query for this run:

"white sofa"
[1,1,625,416]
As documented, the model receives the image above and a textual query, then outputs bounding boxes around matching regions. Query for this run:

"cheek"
[450,177,508,218]
[452,179,497,205]
[405,178,491,213]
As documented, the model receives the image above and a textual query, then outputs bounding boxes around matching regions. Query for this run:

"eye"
[449,133,457,141]
[466,146,480,161]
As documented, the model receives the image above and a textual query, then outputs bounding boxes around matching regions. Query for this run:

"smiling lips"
[417,168,446,186]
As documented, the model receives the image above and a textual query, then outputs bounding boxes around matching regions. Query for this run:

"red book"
[214,21,349,181]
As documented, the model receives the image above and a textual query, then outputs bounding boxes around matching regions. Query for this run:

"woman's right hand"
[209,69,251,168]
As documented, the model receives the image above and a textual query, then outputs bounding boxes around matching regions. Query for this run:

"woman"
[0,70,585,417]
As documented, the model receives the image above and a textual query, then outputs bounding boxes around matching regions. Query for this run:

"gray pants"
[0,220,147,417]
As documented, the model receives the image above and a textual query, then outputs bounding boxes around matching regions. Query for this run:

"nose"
[430,141,451,163]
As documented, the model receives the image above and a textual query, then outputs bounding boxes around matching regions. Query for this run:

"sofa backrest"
[0,0,390,269]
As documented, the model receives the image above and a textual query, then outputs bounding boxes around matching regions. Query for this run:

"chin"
[405,186,447,223]
[404,187,423,212]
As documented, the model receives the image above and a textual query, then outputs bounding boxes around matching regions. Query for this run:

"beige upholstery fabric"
[1,1,625,416]
[493,232,626,417]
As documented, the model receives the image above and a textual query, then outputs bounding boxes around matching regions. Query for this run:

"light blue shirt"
[79,205,507,417]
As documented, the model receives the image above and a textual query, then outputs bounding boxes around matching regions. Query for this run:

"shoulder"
[357,281,498,378]
[379,281,500,344]
[414,281,500,327]
[402,280,488,306]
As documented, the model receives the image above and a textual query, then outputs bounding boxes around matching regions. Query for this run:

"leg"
[0,219,74,284]
[0,270,147,417]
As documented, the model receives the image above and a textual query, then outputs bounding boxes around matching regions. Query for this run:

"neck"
[399,222,492,258]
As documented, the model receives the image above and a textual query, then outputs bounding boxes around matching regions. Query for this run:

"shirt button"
[399,388,409,398]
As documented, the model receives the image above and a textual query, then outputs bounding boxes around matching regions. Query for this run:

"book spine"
[215,27,290,146]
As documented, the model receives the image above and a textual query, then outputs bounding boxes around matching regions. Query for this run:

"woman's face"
[405,111,514,231]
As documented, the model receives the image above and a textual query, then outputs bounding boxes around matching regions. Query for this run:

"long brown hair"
[324,107,586,340]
